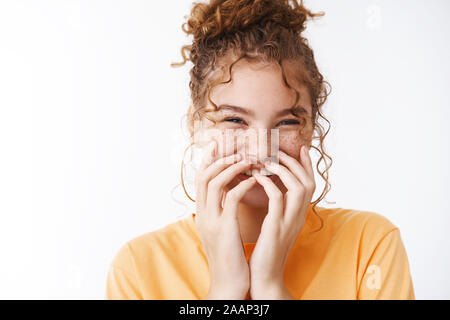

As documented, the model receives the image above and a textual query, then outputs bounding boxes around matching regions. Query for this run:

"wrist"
[206,279,249,300]
[206,286,248,300]
[250,279,293,300]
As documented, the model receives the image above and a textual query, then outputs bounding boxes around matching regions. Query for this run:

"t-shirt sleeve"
[105,242,143,300]
[357,228,415,300]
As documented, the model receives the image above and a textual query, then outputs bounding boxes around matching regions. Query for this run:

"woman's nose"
[233,128,279,163]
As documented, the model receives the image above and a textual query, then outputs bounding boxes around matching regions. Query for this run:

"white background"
[0,0,449,299]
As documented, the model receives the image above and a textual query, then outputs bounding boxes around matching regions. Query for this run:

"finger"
[198,140,217,172]
[222,177,257,218]
[263,160,305,219]
[263,159,304,195]
[252,172,284,219]
[195,140,216,209]
[301,145,315,181]
[203,153,242,181]
[196,152,240,211]
[278,148,315,191]
[195,140,217,201]
[206,159,252,211]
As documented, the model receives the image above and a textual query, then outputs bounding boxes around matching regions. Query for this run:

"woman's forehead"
[208,61,312,117]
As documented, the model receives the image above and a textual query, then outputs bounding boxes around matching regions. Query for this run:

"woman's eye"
[224,117,246,125]
[277,119,300,126]
[222,117,301,126]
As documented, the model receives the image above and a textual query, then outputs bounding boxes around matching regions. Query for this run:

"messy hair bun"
[172,0,333,229]
[183,0,321,42]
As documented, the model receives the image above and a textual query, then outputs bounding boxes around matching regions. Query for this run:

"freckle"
[277,134,303,158]
[279,134,301,146]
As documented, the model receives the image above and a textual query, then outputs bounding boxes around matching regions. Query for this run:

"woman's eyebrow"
[217,104,309,117]
[217,104,254,116]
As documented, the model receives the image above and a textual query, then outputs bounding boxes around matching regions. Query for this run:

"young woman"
[105,0,415,300]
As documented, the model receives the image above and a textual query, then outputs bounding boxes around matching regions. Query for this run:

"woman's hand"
[249,145,316,300]
[195,140,256,300]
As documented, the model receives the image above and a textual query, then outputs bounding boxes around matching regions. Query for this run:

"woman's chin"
[238,184,270,208]
[226,175,286,208]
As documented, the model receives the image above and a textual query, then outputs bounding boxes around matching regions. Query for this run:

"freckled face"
[197,59,313,208]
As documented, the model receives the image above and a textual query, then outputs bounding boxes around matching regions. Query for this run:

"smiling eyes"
[224,117,301,127]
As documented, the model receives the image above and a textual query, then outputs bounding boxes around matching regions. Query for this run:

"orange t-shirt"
[105,205,415,299]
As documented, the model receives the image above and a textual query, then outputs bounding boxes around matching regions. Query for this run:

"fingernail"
[207,141,216,153]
